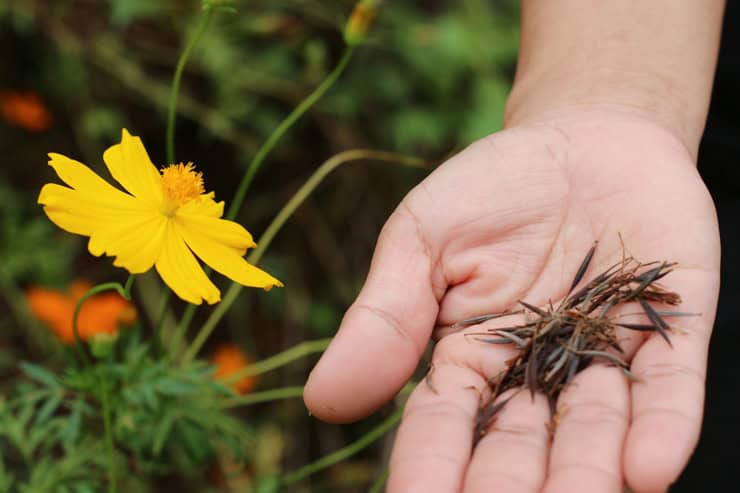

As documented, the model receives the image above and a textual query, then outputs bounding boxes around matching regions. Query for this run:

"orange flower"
[0,90,53,132]
[211,344,256,394]
[26,280,137,344]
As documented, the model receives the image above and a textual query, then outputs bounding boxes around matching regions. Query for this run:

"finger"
[388,324,522,493]
[544,364,629,493]
[624,270,716,492]
[387,364,485,493]
[304,204,442,422]
[464,391,551,493]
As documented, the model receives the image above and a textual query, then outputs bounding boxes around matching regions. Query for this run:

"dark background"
[681,1,740,490]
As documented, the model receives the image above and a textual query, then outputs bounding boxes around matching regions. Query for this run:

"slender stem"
[368,466,389,493]
[281,406,403,486]
[170,303,197,358]
[166,8,213,164]
[225,45,356,221]
[160,8,214,354]
[101,380,116,493]
[223,338,331,384]
[219,386,304,408]
[150,289,170,356]
[176,46,359,355]
[180,150,425,364]
[72,278,134,366]
[249,150,425,265]
[122,275,135,298]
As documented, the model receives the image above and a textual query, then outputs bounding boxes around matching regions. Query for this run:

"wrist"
[504,67,709,158]
[504,0,725,159]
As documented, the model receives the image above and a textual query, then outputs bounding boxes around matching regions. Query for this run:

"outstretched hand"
[304,109,720,492]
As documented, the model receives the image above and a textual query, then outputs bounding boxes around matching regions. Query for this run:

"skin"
[305,1,725,491]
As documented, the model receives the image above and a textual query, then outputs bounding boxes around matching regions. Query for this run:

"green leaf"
[19,362,60,388]
[459,77,508,142]
[151,412,175,455]
[0,460,15,493]
[34,393,63,425]
[389,107,453,152]
[141,385,160,411]
[255,476,282,493]
[80,107,124,142]
[155,378,197,396]
[60,400,83,450]
[108,0,172,26]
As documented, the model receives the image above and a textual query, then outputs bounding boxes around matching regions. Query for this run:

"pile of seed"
[448,243,686,441]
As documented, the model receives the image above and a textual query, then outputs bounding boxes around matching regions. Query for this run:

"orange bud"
[0,90,53,132]
[26,280,136,344]
[211,344,256,394]
[344,0,377,46]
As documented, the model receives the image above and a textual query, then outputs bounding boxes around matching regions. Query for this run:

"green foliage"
[7,331,254,491]
[0,388,105,492]
[0,184,77,288]
[94,336,249,477]
[0,1,519,491]
[106,0,175,27]
[330,0,519,151]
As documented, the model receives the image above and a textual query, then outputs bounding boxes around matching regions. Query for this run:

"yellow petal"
[179,192,224,218]
[47,153,125,195]
[109,216,167,273]
[175,210,255,256]
[176,218,283,290]
[102,129,163,203]
[155,222,220,305]
[100,215,167,273]
[39,183,148,239]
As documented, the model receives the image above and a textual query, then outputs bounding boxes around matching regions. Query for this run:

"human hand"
[303,109,720,492]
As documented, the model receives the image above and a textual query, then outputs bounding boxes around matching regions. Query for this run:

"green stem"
[281,406,403,486]
[170,302,197,358]
[166,8,213,164]
[177,47,371,363]
[151,289,171,356]
[223,338,331,384]
[180,150,425,364]
[368,466,389,493]
[121,276,134,298]
[100,380,116,493]
[219,386,304,408]
[72,276,135,366]
[225,45,355,221]
[249,150,425,265]
[160,7,214,355]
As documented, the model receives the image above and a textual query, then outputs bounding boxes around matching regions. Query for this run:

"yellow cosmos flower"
[38,129,283,305]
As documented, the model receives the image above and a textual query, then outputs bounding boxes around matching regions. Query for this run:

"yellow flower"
[38,129,283,305]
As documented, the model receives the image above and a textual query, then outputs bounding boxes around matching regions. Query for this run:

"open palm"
[304,110,720,493]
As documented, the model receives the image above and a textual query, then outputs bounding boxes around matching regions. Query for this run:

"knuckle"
[466,466,541,492]
[404,394,476,422]
[351,302,421,354]
[559,399,626,427]
[633,361,705,385]
[632,405,697,425]
[547,462,622,488]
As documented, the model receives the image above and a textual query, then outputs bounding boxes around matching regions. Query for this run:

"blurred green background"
[0,0,519,491]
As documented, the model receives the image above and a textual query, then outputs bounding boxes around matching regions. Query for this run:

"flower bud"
[90,332,118,359]
[344,0,378,46]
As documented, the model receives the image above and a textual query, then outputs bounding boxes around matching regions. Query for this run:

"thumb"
[304,203,441,422]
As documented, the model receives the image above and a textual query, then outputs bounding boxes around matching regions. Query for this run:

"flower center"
[160,162,204,215]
